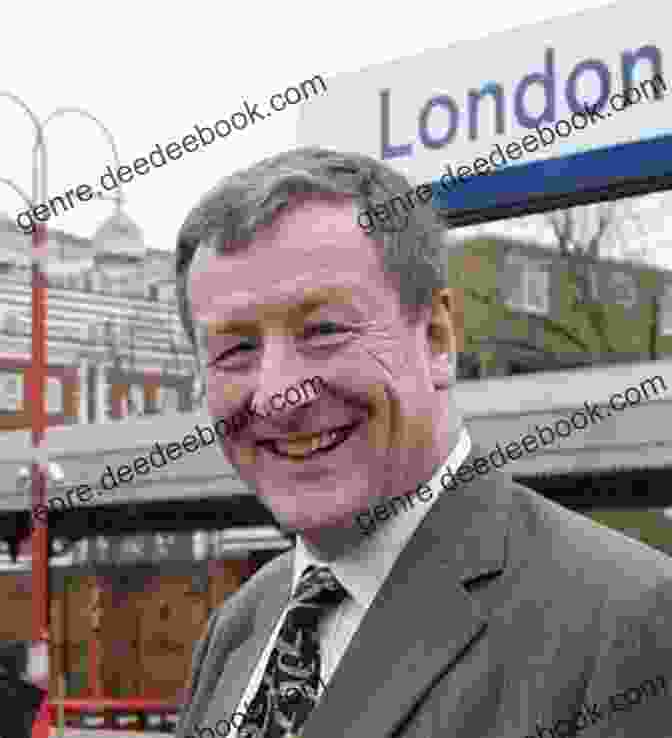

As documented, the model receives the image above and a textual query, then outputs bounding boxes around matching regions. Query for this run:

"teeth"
[272,429,344,458]
[275,437,317,457]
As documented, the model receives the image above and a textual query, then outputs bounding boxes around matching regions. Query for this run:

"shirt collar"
[294,428,471,613]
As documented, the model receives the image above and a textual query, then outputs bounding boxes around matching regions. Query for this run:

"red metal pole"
[31,220,49,639]
[30,221,50,738]
[88,583,104,697]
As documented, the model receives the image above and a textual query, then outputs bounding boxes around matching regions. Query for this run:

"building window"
[156,385,181,414]
[159,282,176,301]
[48,273,66,289]
[148,284,159,301]
[126,276,146,298]
[509,360,537,376]
[457,352,482,380]
[0,371,24,411]
[125,384,145,417]
[87,271,103,292]
[504,252,550,315]
[2,310,27,335]
[67,273,84,291]
[660,282,672,336]
[107,278,127,296]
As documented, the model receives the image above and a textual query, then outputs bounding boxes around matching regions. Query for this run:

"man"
[175,147,671,738]
[0,640,48,738]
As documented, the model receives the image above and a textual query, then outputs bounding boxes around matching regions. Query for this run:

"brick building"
[0,215,290,702]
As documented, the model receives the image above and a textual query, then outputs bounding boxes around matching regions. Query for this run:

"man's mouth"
[259,424,358,460]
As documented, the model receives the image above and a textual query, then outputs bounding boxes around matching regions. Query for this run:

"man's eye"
[304,321,344,338]
[208,338,259,366]
[234,338,260,352]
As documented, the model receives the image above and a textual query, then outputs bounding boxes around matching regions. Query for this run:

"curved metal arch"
[36,106,124,210]
[0,177,33,209]
[0,91,45,203]
[42,108,121,167]
[0,91,42,133]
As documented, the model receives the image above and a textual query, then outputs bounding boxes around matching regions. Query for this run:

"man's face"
[188,195,457,536]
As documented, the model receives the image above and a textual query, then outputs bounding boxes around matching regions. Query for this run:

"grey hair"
[175,146,447,364]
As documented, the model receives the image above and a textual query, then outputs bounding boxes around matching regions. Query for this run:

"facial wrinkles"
[296,287,434,489]
[199,273,397,323]
[361,328,436,487]
[194,271,407,422]
[206,317,377,419]
[199,296,431,465]
[209,312,410,483]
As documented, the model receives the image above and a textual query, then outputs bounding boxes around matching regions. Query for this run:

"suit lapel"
[302,444,513,738]
[199,555,294,732]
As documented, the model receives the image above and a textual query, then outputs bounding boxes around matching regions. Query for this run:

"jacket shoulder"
[487,476,672,726]
[507,477,672,597]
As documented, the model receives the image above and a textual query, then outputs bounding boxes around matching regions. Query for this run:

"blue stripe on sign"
[432,133,672,223]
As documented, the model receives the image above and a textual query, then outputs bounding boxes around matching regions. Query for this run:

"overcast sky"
[0,0,648,262]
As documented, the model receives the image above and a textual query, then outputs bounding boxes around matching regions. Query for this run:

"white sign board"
[298,0,672,186]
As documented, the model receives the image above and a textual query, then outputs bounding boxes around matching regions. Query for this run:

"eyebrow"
[204,288,355,336]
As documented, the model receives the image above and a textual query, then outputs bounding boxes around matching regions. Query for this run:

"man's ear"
[427,288,464,387]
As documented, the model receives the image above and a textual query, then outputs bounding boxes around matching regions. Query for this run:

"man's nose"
[250,346,316,415]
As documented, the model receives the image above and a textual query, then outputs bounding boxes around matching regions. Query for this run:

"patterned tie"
[238,565,348,738]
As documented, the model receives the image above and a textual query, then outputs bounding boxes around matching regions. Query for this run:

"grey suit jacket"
[177,444,672,738]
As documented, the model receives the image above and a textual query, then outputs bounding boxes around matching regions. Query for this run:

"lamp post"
[0,93,49,694]
[0,93,146,710]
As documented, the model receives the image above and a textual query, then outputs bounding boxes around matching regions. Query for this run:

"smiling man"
[174,147,671,738]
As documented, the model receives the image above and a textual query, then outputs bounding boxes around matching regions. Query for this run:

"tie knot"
[292,566,348,608]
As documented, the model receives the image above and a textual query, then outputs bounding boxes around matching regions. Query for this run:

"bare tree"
[544,196,666,357]
[547,197,660,264]
[452,191,670,367]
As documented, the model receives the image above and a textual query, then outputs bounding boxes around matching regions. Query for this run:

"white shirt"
[233,428,471,733]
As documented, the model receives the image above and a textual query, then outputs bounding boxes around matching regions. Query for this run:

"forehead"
[188,197,399,323]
